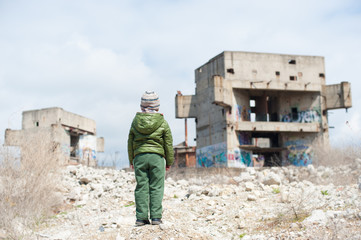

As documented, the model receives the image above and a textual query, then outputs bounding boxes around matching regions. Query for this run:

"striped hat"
[140,91,160,112]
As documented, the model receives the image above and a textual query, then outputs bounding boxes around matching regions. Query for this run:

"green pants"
[134,153,165,220]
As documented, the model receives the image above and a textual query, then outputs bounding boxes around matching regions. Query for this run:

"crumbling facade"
[4,107,104,166]
[176,51,352,167]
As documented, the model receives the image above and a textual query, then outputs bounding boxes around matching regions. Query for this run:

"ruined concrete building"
[5,107,104,166]
[176,51,352,167]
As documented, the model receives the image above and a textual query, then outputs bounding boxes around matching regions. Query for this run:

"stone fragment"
[79,177,91,185]
[247,194,257,201]
[262,172,281,186]
[67,187,81,201]
[303,210,328,225]
[245,182,254,191]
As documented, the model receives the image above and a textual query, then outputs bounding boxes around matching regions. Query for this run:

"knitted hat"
[140,91,160,112]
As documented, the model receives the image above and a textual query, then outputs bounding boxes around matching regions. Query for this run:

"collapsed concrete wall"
[4,107,104,166]
[176,51,352,167]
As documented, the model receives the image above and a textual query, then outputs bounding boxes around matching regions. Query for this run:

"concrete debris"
[26,162,361,240]
[303,210,328,225]
[262,172,281,185]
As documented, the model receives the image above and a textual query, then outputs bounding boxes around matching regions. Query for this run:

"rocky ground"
[29,159,361,239]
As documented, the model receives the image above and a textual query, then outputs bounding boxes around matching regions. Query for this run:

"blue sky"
[1,0,360,167]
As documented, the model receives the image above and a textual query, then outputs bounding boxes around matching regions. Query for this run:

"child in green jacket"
[127,91,174,226]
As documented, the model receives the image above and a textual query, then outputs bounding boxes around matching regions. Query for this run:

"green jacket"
[128,112,174,166]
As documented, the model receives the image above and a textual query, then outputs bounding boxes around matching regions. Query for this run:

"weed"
[124,202,135,207]
[272,188,280,194]
[173,194,178,198]
[239,233,246,239]
[321,190,329,196]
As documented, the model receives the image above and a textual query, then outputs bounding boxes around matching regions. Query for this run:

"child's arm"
[163,122,174,167]
[127,129,135,166]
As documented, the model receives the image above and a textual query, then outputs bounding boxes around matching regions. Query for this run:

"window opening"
[227,68,234,74]
[291,108,298,121]
[36,122,39,127]
[288,59,296,64]
[319,73,325,78]
[70,134,80,158]
[290,76,297,81]
[275,71,280,76]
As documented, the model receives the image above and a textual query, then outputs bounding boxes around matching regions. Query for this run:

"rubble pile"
[32,159,361,240]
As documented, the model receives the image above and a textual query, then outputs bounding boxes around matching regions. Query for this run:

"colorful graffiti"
[281,109,321,123]
[237,132,251,145]
[284,139,312,166]
[234,104,251,122]
[196,142,227,167]
[227,148,242,167]
[227,148,253,168]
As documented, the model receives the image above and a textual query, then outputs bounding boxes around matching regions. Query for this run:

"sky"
[0,0,360,167]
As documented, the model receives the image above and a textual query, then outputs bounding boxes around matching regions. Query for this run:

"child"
[127,91,174,226]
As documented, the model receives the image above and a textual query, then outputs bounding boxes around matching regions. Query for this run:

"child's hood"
[132,112,164,134]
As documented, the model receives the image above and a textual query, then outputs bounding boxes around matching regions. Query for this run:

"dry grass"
[0,133,62,239]
[312,137,361,167]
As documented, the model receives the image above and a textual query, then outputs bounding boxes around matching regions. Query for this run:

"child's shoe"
[135,219,150,226]
[151,218,162,225]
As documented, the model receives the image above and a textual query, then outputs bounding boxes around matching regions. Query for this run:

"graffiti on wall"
[227,148,242,167]
[284,139,312,166]
[227,148,253,168]
[78,135,97,165]
[237,132,251,145]
[234,104,251,122]
[196,142,227,167]
[241,150,252,166]
[281,109,321,123]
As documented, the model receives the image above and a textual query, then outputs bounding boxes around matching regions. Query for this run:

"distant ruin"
[4,107,104,166]
[176,51,352,167]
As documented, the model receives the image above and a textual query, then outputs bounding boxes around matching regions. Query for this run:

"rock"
[245,182,255,191]
[159,223,170,230]
[245,167,256,176]
[307,164,316,175]
[303,210,328,225]
[281,191,289,203]
[239,172,254,182]
[262,172,281,186]
[67,165,77,175]
[79,177,91,185]
[247,194,257,201]
[67,187,81,201]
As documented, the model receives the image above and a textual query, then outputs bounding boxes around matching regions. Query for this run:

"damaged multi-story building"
[4,107,104,166]
[176,51,352,167]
